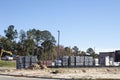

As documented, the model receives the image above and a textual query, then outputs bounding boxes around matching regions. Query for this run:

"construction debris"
[29,63,47,70]
[39,64,47,69]
[37,61,47,69]
[30,64,40,70]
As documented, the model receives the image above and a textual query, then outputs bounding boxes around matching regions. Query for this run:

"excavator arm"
[0,43,13,60]
[0,49,13,60]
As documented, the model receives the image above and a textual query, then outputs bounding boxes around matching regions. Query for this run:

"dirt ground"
[0,67,120,79]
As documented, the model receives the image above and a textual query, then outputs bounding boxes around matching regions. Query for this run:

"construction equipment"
[0,44,13,60]
[1,49,12,56]
[0,49,13,60]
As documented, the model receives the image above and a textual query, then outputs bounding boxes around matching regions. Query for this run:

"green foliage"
[0,36,11,50]
[64,47,72,56]
[19,30,26,43]
[41,40,56,60]
[41,30,56,43]
[80,51,86,56]
[0,25,99,61]
[93,53,99,58]
[72,46,79,56]
[0,26,57,60]
[27,29,41,45]
[24,39,35,55]
[0,60,16,67]
[86,48,95,55]
[86,48,98,58]
[4,25,18,41]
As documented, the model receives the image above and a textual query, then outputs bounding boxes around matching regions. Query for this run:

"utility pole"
[58,30,60,59]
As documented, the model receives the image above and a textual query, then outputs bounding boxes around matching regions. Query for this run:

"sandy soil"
[0,67,120,79]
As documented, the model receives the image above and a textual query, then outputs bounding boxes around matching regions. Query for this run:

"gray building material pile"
[24,56,31,68]
[62,56,69,67]
[70,56,75,67]
[60,55,94,67]
[88,56,94,66]
[76,56,84,66]
[16,56,38,69]
[84,56,89,66]
[16,56,25,69]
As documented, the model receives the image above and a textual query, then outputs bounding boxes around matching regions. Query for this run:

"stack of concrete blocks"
[69,56,75,67]
[16,56,38,69]
[76,56,84,67]
[62,56,69,67]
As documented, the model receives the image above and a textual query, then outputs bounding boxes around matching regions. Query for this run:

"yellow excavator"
[0,44,13,60]
[1,49,12,56]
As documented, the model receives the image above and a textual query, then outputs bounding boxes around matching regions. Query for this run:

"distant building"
[99,50,120,66]
[114,50,120,62]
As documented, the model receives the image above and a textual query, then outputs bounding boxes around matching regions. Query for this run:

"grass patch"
[0,60,16,68]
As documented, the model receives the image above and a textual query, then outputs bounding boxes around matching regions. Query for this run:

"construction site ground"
[0,67,120,80]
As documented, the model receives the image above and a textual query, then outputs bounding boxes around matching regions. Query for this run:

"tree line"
[0,25,98,60]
